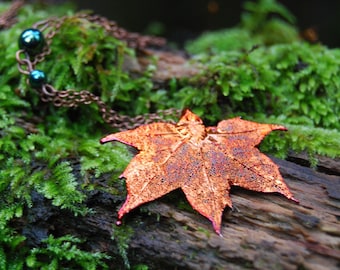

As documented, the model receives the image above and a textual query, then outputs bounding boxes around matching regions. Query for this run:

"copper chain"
[16,13,180,130]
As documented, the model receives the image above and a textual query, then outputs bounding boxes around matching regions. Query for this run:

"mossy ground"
[0,0,339,269]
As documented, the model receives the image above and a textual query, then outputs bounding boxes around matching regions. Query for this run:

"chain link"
[16,13,180,130]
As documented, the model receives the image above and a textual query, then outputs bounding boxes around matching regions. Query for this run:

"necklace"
[16,13,180,130]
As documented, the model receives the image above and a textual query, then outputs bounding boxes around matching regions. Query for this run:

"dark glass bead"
[18,28,45,55]
[29,70,46,88]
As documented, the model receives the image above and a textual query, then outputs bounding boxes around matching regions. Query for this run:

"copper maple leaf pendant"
[100,109,298,235]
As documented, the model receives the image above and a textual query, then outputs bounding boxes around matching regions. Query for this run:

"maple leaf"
[100,109,298,235]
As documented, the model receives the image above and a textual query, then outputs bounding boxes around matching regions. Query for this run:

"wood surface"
[19,154,340,270]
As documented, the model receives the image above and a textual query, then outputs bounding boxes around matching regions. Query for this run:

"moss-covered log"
[18,156,340,270]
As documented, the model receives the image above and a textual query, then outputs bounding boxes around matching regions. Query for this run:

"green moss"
[183,0,340,159]
[185,41,340,158]
[111,225,134,269]
[132,264,149,270]
[1,0,340,268]
[194,42,340,128]
[0,2,133,269]
[26,235,110,269]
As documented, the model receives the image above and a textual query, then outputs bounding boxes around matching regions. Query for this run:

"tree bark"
[19,154,340,270]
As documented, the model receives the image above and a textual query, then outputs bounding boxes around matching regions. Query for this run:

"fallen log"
[20,156,340,270]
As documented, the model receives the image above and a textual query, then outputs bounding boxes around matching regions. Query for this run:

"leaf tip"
[100,134,116,144]
[214,229,221,236]
[116,220,122,226]
[280,188,299,204]
[178,109,203,125]
[210,218,223,236]
[271,124,288,132]
[213,224,222,236]
[290,196,299,204]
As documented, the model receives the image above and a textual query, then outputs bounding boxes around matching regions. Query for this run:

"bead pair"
[18,28,46,88]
